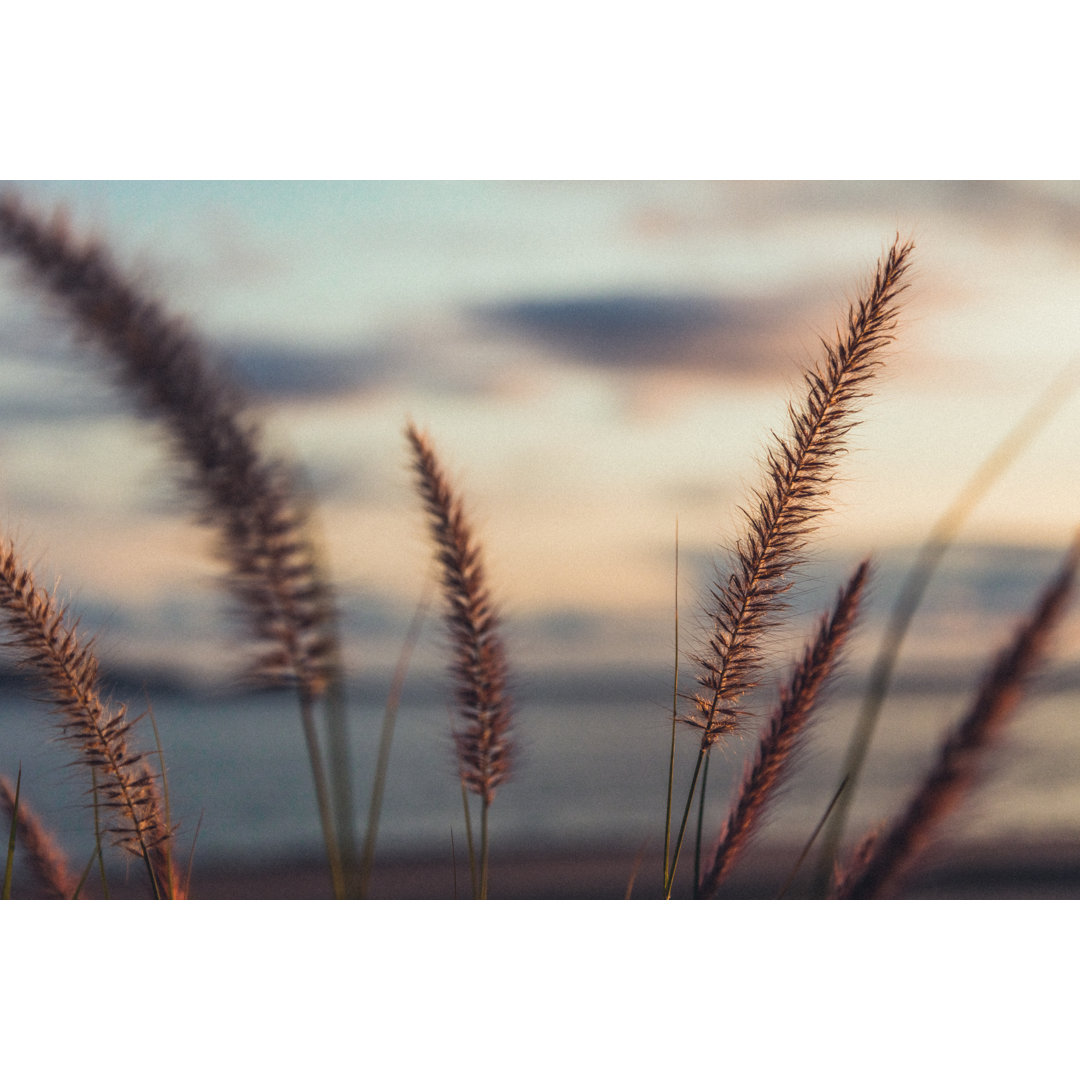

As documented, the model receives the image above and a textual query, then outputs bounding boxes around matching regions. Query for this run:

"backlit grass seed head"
[685,238,912,746]
[0,192,334,700]
[834,535,1079,900]
[0,775,78,899]
[407,423,514,806]
[0,537,172,864]
[697,559,869,898]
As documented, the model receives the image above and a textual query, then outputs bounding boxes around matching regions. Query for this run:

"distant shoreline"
[161,837,1080,900]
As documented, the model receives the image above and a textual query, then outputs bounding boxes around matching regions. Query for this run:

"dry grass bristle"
[0,536,175,891]
[0,774,78,899]
[0,192,334,699]
[685,238,913,746]
[697,559,870,898]
[834,534,1080,899]
[406,422,513,806]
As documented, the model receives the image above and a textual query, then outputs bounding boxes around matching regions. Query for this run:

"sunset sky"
[1,180,1078,684]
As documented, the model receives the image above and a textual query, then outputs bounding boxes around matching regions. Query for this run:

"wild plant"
[832,537,1079,899]
[1,772,79,899]
[663,237,913,898]
[0,536,180,897]
[0,191,1074,900]
[0,191,350,897]
[407,422,514,900]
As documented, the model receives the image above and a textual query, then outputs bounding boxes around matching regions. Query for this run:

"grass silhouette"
[0,192,1075,900]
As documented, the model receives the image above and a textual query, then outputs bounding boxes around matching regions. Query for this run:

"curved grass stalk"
[358,588,431,899]
[90,765,111,898]
[697,560,868,899]
[0,536,175,897]
[407,423,515,900]
[833,536,1079,899]
[776,774,849,899]
[0,192,345,895]
[667,237,913,897]
[1,772,78,899]
[812,362,1080,895]
[2,767,19,900]
[662,518,680,892]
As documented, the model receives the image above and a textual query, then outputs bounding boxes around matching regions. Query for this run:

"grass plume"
[2,192,1077,901]
[0,192,334,700]
[407,422,514,898]
[697,559,869,899]
[834,535,1080,900]
[1,774,78,899]
[0,536,177,897]
[665,237,913,897]
[814,363,1080,894]
[0,190,348,896]
[686,237,912,745]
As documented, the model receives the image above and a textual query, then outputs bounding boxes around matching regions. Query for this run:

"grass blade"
[834,535,1079,899]
[813,363,1080,895]
[358,588,431,898]
[2,767,20,900]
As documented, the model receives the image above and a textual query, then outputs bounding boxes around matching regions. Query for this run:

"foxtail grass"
[4,194,1078,901]
[407,422,514,899]
[0,535,179,898]
[813,363,1080,895]
[357,587,431,899]
[833,535,1080,899]
[0,192,350,898]
[697,559,869,899]
[0,193,335,699]
[2,767,19,900]
[1,773,78,899]
[665,237,913,897]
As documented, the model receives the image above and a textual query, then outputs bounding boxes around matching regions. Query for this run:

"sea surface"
[3,663,1080,879]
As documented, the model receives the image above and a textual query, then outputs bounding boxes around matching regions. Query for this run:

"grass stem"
[299,686,344,900]
[813,363,1080,895]
[358,589,431,898]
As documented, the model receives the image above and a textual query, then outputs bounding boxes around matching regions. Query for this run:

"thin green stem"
[359,590,430,899]
[183,811,204,900]
[461,781,478,900]
[777,774,849,899]
[480,799,490,901]
[72,844,100,900]
[811,363,1080,896]
[3,767,19,900]
[142,848,162,901]
[692,753,711,899]
[624,842,648,900]
[664,746,708,899]
[299,686,344,900]
[324,670,357,898]
[90,766,110,900]
[146,703,176,898]
[663,518,679,888]
[450,828,459,900]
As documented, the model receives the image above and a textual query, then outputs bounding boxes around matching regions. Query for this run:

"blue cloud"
[474,290,811,375]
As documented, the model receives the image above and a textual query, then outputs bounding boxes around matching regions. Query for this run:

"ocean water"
[3,667,1080,876]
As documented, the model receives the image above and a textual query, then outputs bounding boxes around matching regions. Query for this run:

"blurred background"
[1,180,1078,893]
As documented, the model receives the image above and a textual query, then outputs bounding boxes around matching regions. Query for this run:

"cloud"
[474,289,814,378]
[220,338,391,400]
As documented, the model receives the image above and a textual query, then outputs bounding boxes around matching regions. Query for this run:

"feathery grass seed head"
[406,423,514,806]
[835,534,1079,899]
[698,559,870,897]
[0,775,78,899]
[0,536,173,872]
[686,238,912,746]
[0,192,335,699]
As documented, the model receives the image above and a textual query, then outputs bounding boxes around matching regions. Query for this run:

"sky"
[0,180,1079,686]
